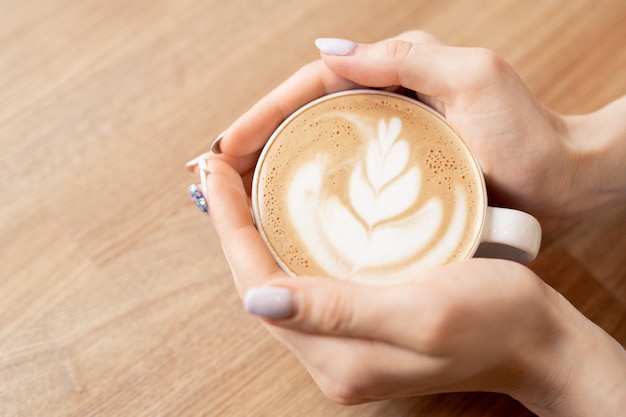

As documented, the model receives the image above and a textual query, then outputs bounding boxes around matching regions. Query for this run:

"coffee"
[252,91,486,285]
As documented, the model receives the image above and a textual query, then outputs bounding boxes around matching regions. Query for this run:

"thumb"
[243,277,417,344]
[316,33,504,103]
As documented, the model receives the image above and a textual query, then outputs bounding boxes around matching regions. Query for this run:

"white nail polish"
[244,287,293,319]
[197,157,209,197]
[185,155,204,169]
[315,38,356,56]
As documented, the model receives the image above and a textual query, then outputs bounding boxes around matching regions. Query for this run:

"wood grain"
[1,0,624,416]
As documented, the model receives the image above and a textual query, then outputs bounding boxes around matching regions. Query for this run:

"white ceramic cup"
[251,90,542,284]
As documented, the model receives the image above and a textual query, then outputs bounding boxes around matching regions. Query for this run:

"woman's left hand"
[204,157,581,410]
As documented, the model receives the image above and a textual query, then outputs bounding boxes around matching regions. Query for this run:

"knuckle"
[325,386,364,406]
[315,364,368,405]
[465,48,512,87]
[398,29,442,44]
[415,297,461,353]
[311,287,353,334]
[383,39,415,61]
[473,48,507,72]
[419,316,451,353]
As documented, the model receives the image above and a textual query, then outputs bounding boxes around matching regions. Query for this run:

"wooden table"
[1,0,624,415]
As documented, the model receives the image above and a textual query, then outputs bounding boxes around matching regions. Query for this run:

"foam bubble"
[255,93,484,284]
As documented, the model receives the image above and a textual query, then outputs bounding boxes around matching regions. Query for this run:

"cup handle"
[475,206,542,263]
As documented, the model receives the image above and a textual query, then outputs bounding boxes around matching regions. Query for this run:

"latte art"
[253,92,485,285]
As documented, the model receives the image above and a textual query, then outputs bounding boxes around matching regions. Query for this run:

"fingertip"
[317,34,463,100]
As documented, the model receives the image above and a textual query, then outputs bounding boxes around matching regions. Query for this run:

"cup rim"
[251,88,488,277]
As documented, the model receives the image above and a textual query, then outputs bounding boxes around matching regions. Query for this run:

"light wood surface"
[1,1,625,416]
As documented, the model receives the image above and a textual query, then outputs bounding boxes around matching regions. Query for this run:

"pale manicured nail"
[184,156,210,198]
[315,38,357,56]
[196,157,210,197]
[185,155,205,169]
[244,287,293,319]
[211,131,226,154]
[186,130,225,170]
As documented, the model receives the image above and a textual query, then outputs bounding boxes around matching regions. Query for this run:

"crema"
[252,91,485,285]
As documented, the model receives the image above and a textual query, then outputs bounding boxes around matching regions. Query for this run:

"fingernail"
[211,131,225,154]
[244,287,293,319]
[315,38,357,56]
[197,157,210,197]
[187,184,208,214]
[185,155,205,170]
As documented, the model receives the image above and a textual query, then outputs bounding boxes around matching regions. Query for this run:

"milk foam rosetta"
[254,93,484,285]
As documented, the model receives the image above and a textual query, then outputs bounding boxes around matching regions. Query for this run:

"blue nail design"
[188,184,208,214]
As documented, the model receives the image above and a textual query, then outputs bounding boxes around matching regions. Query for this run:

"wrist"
[508,289,626,417]
[563,95,626,218]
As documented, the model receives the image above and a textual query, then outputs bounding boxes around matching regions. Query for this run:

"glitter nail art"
[188,184,208,214]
